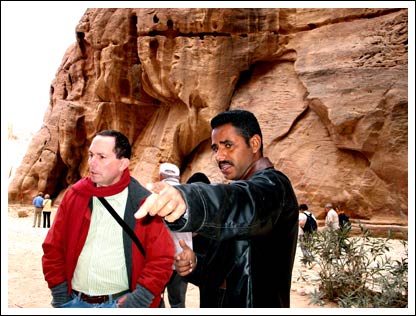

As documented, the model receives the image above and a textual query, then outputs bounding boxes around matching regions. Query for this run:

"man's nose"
[88,156,96,166]
[215,147,226,162]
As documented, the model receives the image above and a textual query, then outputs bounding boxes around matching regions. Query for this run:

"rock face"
[8,8,408,232]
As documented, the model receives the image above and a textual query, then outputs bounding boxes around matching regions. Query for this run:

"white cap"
[159,162,180,177]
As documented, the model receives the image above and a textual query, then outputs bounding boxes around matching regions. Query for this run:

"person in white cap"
[159,163,193,308]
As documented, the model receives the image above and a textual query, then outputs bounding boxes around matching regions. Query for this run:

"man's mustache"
[218,161,234,169]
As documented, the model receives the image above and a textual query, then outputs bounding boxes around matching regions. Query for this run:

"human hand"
[116,295,127,307]
[175,239,196,276]
[134,181,187,222]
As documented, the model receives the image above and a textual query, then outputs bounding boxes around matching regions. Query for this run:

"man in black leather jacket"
[136,109,299,307]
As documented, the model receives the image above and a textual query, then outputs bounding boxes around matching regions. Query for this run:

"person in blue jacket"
[32,192,44,228]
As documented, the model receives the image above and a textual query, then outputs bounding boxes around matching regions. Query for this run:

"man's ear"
[120,158,130,171]
[250,134,261,154]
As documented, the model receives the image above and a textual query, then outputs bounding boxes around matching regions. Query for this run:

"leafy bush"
[302,223,408,308]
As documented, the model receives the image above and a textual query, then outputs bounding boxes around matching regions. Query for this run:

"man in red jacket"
[42,130,174,308]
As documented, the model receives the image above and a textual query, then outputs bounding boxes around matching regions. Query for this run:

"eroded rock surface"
[8,8,408,234]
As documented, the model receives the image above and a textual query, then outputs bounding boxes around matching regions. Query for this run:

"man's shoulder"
[128,177,150,195]
[254,166,283,177]
[299,212,307,219]
[254,168,294,188]
[129,176,143,186]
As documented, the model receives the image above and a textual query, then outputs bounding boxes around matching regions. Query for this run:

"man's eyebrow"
[89,151,106,156]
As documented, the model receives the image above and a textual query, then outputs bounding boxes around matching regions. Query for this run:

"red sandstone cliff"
[8,8,408,234]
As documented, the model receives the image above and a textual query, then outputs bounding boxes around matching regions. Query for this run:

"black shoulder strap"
[97,196,146,258]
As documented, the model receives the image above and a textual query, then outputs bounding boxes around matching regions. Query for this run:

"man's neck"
[240,157,273,180]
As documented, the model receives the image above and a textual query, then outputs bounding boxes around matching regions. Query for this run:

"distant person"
[42,130,174,308]
[336,203,351,232]
[135,109,299,307]
[32,192,44,228]
[324,203,339,231]
[159,162,192,308]
[335,203,351,254]
[324,202,341,258]
[42,194,52,228]
[298,204,317,262]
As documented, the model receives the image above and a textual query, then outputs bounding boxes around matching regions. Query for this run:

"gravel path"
[5,204,408,310]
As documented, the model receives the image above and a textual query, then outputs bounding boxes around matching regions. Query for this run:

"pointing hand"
[134,181,187,222]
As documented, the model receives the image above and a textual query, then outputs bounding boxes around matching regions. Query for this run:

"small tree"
[303,223,408,308]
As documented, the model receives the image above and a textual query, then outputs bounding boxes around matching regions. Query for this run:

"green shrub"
[303,223,408,308]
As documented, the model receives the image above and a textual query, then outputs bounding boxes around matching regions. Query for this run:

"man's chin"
[222,172,235,181]
[90,175,100,183]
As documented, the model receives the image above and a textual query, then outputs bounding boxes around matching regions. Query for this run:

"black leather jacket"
[169,157,299,307]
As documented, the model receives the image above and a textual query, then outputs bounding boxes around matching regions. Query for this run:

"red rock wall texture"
[8,8,408,233]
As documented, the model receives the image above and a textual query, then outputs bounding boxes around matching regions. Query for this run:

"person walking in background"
[324,202,341,258]
[42,194,53,228]
[336,202,351,232]
[32,192,44,228]
[298,203,317,263]
[42,130,174,308]
[324,203,339,231]
[159,162,192,308]
[335,202,352,253]
[135,109,299,308]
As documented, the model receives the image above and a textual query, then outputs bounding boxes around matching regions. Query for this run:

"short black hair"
[299,204,308,211]
[210,109,263,155]
[96,130,131,159]
[186,172,211,184]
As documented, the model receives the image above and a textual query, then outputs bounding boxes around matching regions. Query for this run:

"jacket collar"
[240,157,274,180]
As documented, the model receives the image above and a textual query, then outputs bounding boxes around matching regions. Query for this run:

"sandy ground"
[5,203,408,311]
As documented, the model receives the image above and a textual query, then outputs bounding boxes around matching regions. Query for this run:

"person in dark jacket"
[186,172,211,256]
[185,172,212,306]
[135,109,299,308]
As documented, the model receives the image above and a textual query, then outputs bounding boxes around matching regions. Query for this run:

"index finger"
[134,192,159,219]
[146,181,169,194]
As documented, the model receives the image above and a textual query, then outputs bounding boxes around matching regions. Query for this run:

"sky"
[2,1,414,135]
[1,0,312,136]
[1,2,87,135]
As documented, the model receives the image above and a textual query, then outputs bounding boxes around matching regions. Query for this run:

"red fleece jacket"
[42,170,174,307]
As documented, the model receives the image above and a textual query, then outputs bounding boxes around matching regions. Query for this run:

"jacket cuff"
[119,284,154,308]
[50,281,71,307]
